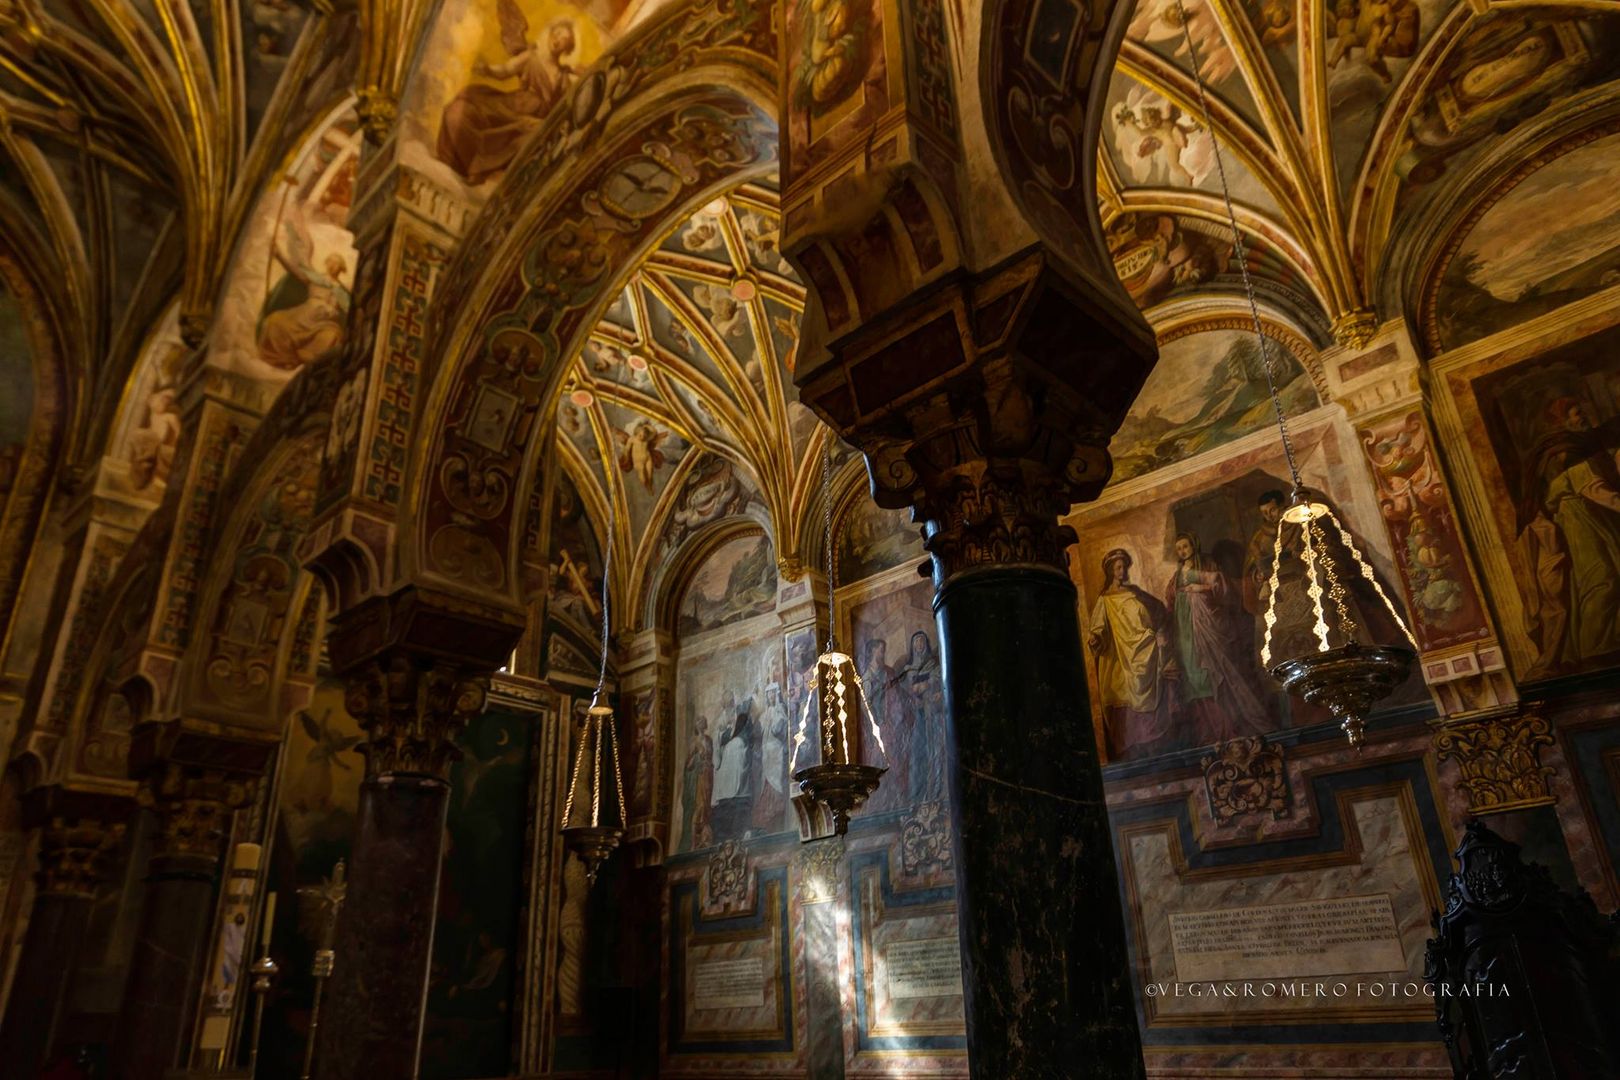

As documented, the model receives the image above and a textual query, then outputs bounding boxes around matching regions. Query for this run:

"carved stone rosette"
[1432,710,1556,814]
[344,655,489,783]
[138,765,253,862]
[36,818,125,898]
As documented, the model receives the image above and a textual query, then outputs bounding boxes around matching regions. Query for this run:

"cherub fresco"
[1112,86,1215,187]
[613,418,677,490]
[1326,0,1419,81]
[1128,0,1237,83]
[436,0,580,185]
[690,281,749,338]
[793,0,873,114]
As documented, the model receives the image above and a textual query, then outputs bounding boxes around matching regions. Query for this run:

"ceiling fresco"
[1099,0,1620,341]
[543,183,829,626]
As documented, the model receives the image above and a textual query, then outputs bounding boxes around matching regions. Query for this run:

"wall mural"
[844,572,945,815]
[214,107,362,382]
[676,532,776,635]
[1073,418,1417,762]
[836,493,924,583]
[401,0,673,196]
[1429,128,1620,353]
[257,681,365,1079]
[1108,325,1319,483]
[1396,11,1620,207]
[1444,322,1620,680]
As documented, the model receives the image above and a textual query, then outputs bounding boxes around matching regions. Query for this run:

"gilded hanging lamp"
[787,432,886,835]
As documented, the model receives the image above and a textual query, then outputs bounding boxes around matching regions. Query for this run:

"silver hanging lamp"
[787,431,887,835]
[1172,3,1416,747]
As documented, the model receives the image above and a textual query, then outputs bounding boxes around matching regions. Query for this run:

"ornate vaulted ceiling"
[1098,0,1620,345]
[0,0,357,466]
[546,184,831,635]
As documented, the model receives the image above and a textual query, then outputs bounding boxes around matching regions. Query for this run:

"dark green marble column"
[935,564,1141,1076]
[311,655,488,1080]
[0,798,125,1076]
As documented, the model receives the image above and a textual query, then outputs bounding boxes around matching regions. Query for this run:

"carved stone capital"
[356,86,397,145]
[795,248,1153,584]
[1431,709,1555,815]
[344,655,489,782]
[22,785,134,898]
[137,764,255,862]
[35,819,122,897]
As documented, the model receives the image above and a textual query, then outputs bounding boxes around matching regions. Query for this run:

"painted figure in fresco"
[257,215,351,371]
[711,708,757,841]
[1111,86,1215,188]
[1326,0,1419,81]
[614,418,677,491]
[632,693,656,816]
[680,715,714,850]
[1517,396,1620,670]
[126,384,181,490]
[1164,531,1271,745]
[792,0,872,115]
[1086,550,1176,760]
[895,630,944,802]
[860,637,913,805]
[751,683,790,831]
[1129,0,1237,82]
[436,2,579,186]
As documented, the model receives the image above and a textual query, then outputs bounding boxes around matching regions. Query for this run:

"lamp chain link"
[1172,0,1303,490]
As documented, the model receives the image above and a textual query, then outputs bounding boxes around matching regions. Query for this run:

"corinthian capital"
[344,655,489,782]
[795,248,1154,584]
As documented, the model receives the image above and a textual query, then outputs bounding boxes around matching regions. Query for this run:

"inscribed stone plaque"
[1169,893,1406,981]
[692,956,767,1010]
[885,937,964,999]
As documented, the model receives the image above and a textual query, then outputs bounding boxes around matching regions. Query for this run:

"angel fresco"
[1128,0,1237,83]
[1326,0,1419,82]
[436,0,579,186]
[1112,86,1215,188]
[793,0,873,115]
[614,419,677,490]
[257,212,351,371]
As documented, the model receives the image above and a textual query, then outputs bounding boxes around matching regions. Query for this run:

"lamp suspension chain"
[1171,0,1302,491]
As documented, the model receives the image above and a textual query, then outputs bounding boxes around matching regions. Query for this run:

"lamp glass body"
[790,650,885,835]
[1261,490,1416,746]
[562,703,626,883]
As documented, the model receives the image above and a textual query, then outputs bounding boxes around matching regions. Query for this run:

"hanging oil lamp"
[1172,1,1416,747]
[561,372,627,883]
[787,434,886,835]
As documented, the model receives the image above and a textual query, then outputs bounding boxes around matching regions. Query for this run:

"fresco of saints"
[680,717,714,850]
[1086,549,1176,759]
[711,707,757,842]
[894,630,944,802]
[436,1,579,186]
[257,218,350,371]
[1517,396,1620,670]
[751,683,790,831]
[860,637,913,809]
[1164,531,1271,746]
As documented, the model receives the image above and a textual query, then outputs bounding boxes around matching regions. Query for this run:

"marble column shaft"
[312,655,488,1080]
[0,812,124,1074]
[937,565,1141,1076]
[792,259,1155,1077]
[110,772,244,1079]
